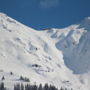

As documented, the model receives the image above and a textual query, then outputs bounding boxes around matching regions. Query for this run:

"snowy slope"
[0,13,90,90]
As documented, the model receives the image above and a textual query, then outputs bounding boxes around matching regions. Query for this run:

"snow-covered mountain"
[0,13,90,90]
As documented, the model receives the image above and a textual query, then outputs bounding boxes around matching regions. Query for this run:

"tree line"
[0,73,72,90]
[0,82,73,90]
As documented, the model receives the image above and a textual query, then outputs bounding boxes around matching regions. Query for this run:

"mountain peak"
[0,12,7,17]
[82,17,90,24]
[77,17,90,30]
[85,17,90,20]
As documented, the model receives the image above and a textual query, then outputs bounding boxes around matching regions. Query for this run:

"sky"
[0,0,90,30]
